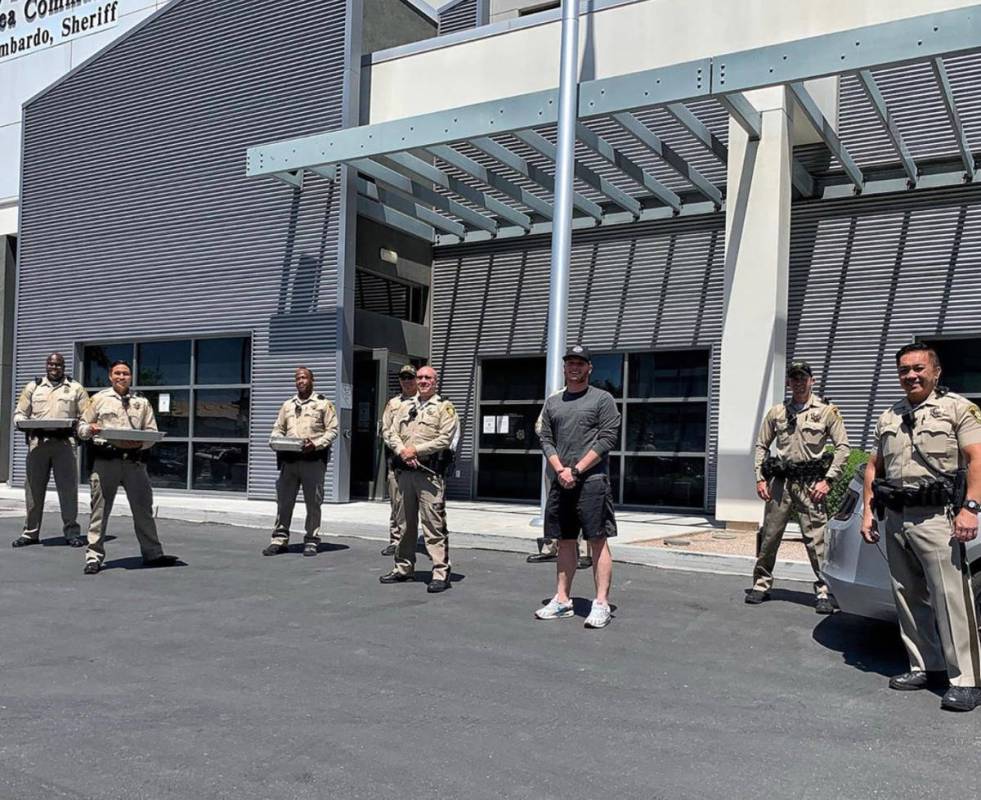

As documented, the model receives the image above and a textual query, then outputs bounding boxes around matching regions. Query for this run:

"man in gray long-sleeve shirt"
[534,345,621,629]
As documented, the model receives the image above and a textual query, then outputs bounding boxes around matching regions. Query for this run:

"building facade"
[11,0,981,526]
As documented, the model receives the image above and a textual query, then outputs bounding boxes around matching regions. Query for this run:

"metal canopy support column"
[788,81,865,190]
[930,57,976,180]
[515,129,641,217]
[611,112,723,207]
[856,70,918,185]
[385,151,532,231]
[351,158,498,234]
[575,122,682,212]
[471,136,603,221]
[426,144,555,219]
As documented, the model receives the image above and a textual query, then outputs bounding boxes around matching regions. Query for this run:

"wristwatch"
[964,499,981,514]
[570,466,581,481]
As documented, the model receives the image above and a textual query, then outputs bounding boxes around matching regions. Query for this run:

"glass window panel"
[145,443,189,490]
[480,357,545,401]
[476,453,542,501]
[83,343,134,388]
[589,353,623,398]
[608,455,622,504]
[194,388,250,438]
[193,443,248,491]
[195,337,252,385]
[628,351,709,398]
[137,340,190,386]
[624,456,705,508]
[140,390,190,437]
[927,340,981,395]
[478,404,542,450]
[626,402,707,452]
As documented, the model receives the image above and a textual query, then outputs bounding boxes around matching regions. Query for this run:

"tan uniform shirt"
[874,390,981,487]
[754,394,850,482]
[270,394,338,450]
[77,389,158,449]
[389,394,459,458]
[14,377,89,425]
[381,393,415,453]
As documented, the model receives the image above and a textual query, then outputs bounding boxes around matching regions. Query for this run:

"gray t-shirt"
[538,385,621,478]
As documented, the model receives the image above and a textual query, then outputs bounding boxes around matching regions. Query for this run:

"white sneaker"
[584,600,612,629]
[534,597,574,620]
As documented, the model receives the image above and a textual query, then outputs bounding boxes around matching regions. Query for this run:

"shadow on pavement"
[41,534,117,547]
[102,556,188,571]
[285,542,349,555]
[812,612,908,678]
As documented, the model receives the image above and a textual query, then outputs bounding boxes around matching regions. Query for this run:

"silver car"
[823,466,981,623]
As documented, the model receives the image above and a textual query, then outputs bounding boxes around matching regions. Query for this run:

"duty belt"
[761,452,832,482]
[872,478,953,516]
[31,429,74,441]
[91,445,147,463]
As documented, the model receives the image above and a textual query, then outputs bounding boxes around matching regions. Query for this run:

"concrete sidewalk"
[0,485,815,582]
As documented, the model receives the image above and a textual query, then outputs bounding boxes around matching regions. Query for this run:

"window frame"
[78,333,254,494]
[474,347,711,510]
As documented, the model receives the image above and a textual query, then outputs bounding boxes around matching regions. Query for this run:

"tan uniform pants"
[271,459,326,545]
[753,478,828,597]
[394,468,450,581]
[884,507,981,688]
[86,457,164,565]
[23,437,80,540]
[387,467,403,545]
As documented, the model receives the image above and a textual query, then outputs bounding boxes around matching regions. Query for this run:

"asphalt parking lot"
[1,516,978,800]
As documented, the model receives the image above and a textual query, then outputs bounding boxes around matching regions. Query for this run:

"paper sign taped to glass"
[269,436,305,452]
[15,419,75,430]
[99,428,167,443]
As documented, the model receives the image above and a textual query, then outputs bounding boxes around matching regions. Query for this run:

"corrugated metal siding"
[437,0,477,35]
[789,185,981,452]
[797,54,981,176]
[16,0,353,500]
[432,214,725,508]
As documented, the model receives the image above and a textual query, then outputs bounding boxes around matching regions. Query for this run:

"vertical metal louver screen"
[788,185,981,452]
[16,0,353,500]
[438,0,477,35]
[431,215,725,508]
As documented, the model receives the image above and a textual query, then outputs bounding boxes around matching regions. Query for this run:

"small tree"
[826,448,869,516]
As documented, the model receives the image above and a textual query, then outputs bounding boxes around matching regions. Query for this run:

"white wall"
[0,0,172,236]
[369,0,980,123]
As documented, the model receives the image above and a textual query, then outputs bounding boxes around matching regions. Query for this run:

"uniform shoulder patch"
[968,404,981,424]
[444,402,457,417]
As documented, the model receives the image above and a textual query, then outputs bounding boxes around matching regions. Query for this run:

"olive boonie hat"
[563,344,592,363]
[398,364,417,378]
[787,359,813,378]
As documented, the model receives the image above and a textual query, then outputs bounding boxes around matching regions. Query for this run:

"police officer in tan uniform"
[77,360,177,575]
[379,365,458,593]
[861,342,981,712]
[263,367,338,557]
[12,353,89,548]
[379,365,417,557]
[748,360,850,613]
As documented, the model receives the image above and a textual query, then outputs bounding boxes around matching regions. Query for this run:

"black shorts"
[544,474,618,541]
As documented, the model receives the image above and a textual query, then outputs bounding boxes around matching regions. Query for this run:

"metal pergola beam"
[665,103,728,163]
[426,144,555,220]
[788,81,864,190]
[352,157,498,234]
[247,5,981,178]
[611,112,723,207]
[719,93,761,139]
[930,56,976,179]
[471,136,603,221]
[575,122,682,212]
[385,151,533,231]
[356,195,435,242]
[354,176,460,237]
[515,129,642,217]
[856,69,918,185]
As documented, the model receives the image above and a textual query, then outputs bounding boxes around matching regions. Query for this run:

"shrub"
[826,448,869,516]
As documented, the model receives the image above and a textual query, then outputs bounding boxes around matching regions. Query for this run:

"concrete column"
[715,87,793,527]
